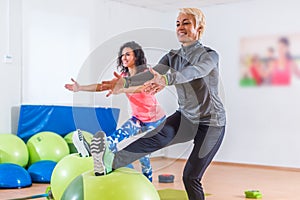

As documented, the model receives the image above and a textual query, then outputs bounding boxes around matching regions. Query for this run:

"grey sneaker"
[72,129,91,157]
[91,131,115,176]
[91,131,107,176]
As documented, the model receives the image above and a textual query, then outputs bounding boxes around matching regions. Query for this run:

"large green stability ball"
[26,131,69,165]
[50,153,93,200]
[62,167,160,200]
[0,134,29,167]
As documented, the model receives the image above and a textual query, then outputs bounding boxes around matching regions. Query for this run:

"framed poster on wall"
[239,34,300,87]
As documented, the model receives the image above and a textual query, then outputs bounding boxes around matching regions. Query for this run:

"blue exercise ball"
[27,160,57,183]
[0,163,32,188]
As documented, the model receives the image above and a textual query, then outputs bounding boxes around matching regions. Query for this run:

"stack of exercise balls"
[0,134,31,188]
[27,131,70,165]
[0,131,70,188]
[0,134,29,167]
[1,130,160,199]
[26,131,70,184]
[0,130,93,188]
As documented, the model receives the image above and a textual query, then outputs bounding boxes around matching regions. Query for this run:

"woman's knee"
[182,175,199,185]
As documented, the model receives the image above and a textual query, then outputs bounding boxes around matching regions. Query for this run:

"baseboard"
[212,161,300,172]
[150,156,300,172]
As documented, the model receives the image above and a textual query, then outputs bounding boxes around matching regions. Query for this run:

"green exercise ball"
[51,153,93,200]
[62,167,160,200]
[27,131,69,165]
[0,134,29,167]
[64,130,93,154]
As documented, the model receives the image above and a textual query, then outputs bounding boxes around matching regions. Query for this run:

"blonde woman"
[93,8,226,200]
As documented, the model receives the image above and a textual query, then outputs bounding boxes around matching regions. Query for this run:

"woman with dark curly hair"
[65,41,166,182]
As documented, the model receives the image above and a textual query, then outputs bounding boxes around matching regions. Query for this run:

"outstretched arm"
[64,78,104,92]
[123,49,218,87]
[96,72,145,97]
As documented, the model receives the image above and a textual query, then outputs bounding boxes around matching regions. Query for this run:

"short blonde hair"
[179,8,206,38]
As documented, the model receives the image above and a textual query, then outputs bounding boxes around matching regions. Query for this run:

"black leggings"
[112,111,225,200]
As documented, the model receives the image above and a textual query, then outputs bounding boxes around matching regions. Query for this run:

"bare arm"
[64,78,103,92]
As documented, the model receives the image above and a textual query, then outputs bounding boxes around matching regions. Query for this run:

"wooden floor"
[1,158,300,200]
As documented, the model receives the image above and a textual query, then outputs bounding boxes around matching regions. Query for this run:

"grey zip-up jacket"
[124,41,226,126]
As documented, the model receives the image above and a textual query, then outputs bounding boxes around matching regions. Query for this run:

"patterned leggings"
[106,116,166,182]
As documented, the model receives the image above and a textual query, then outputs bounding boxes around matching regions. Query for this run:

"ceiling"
[109,0,250,12]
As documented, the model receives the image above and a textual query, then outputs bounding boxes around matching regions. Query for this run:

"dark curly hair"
[117,41,147,76]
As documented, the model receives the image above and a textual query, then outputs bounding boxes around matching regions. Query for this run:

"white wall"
[0,0,22,133]
[21,0,175,123]
[22,0,93,105]
[199,0,300,168]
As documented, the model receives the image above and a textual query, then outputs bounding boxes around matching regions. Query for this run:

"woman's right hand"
[64,78,80,92]
[101,72,125,97]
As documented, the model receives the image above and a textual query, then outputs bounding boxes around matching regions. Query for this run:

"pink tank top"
[271,60,292,85]
[122,71,165,122]
[126,92,165,122]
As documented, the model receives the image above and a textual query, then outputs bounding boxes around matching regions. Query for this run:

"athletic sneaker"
[72,129,91,157]
[91,131,114,176]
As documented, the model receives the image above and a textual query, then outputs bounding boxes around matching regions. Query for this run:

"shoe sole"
[72,130,90,157]
[91,131,106,175]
